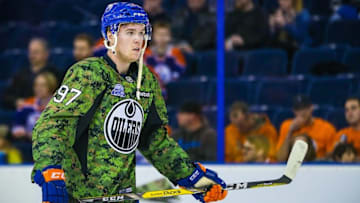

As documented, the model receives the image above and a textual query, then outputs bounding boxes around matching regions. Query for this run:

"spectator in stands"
[225,101,278,163]
[225,0,269,50]
[171,101,217,162]
[333,97,360,158]
[0,125,22,164]
[143,0,170,24]
[277,95,337,161]
[73,33,94,62]
[3,38,59,110]
[268,0,311,48]
[144,21,186,86]
[288,133,317,162]
[330,0,359,21]
[242,135,271,163]
[11,72,58,162]
[332,143,357,163]
[171,0,216,53]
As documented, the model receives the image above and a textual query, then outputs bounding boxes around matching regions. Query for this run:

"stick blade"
[284,140,308,180]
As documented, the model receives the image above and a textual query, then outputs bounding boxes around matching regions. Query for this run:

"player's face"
[115,23,146,63]
[153,27,171,48]
[345,100,360,125]
[34,75,51,99]
[73,39,93,61]
[29,40,49,66]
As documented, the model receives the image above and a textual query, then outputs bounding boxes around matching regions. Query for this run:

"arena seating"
[292,48,337,75]
[343,48,360,73]
[325,20,360,47]
[306,75,355,107]
[242,49,288,76]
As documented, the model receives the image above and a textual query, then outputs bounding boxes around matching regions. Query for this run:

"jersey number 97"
[54,85,82,105]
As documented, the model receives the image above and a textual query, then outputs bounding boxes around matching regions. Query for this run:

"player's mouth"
[133,48,140,52]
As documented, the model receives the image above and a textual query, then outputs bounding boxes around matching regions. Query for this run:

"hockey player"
[32,2,227,203]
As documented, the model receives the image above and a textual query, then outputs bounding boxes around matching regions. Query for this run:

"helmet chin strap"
[104,33,118,55]
[136,35,149,100]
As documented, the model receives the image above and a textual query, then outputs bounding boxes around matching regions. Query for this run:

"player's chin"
[128,57,139,63]
[129,54,140,62]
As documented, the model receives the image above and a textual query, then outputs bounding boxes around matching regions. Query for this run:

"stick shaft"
[79,175,291,202]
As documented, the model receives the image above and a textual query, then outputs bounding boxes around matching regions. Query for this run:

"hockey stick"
[79,140,308,202]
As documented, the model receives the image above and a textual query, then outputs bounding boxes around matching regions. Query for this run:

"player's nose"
[133,34,142,44]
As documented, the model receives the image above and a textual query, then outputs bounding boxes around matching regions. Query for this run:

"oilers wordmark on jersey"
[104,99,144,154]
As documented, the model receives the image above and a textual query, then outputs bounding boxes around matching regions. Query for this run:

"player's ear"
[106,30,114,45]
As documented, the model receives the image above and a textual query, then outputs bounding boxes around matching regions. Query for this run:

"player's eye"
[139,31,145,37]
[127,31,134,35]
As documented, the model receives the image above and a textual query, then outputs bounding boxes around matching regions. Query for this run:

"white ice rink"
[0,164,359,203]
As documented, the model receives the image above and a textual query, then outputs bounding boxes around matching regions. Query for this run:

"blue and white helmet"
[101,2,152,42]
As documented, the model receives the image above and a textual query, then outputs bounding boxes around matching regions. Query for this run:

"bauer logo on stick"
[104,99,144,154]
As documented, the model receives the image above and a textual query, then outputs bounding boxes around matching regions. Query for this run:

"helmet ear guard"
[103,24,119,55]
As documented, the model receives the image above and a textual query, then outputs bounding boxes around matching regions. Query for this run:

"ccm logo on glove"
[42,169,66,182]
[190,170,200,181]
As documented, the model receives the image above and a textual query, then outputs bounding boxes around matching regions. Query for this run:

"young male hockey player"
[32,2,227,203]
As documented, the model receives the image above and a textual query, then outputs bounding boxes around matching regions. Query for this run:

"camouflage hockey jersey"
[32,54,194,201]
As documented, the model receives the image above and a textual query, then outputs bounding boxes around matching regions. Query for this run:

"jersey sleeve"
[138,74,194,183]
[32,60,106,174]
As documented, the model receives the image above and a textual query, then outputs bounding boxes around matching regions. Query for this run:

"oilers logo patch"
[104,99,144,154]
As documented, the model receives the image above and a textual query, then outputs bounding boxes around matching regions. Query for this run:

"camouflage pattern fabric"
[32,55,194,202]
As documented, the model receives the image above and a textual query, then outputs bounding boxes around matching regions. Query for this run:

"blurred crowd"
[1,0,360,164]
[169,96,360,164]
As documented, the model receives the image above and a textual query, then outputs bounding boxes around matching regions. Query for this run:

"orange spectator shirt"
[334,127,360,156]
[277,118,336,158]
[225,116,278,163]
